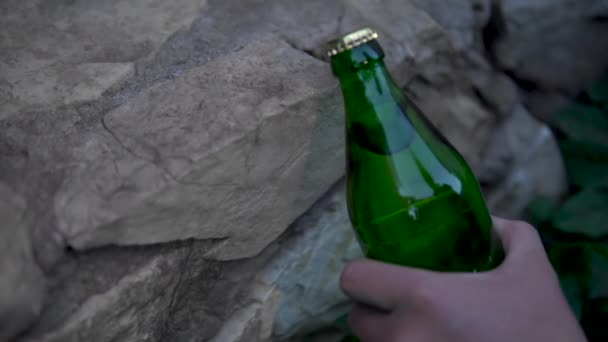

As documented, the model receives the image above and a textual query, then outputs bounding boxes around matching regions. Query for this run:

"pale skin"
[340,217,588,342]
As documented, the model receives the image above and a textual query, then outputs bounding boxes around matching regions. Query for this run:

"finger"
[492,216,545,263]
[340,259,434,311]
[349,303,395,342]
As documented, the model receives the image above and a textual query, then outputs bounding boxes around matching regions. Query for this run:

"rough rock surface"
[0,183,45,342]
[21,251,182,342]
[495,0,608,92]
[263,184,360,339]
[0,0,204,118]
[492,0,608,120]
[481,105,568,219]
[409,0,492,50]
[207,182,361,342]
[55,37,344,260]
[0,0,600,341]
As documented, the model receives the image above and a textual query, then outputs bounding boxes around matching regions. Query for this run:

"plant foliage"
[525,73,608,341]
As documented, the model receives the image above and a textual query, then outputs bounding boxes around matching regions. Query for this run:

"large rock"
[409,0,492,50]
[208,182,361,342]
[493,0,608,118]
[468,65,521,119]
[480,105,568,219]
[406,77,495,170]
[20,251,182,342]
[0,0,491,265]
[342,0,453,73]
[19,183,355,342]
[53,37,344,260]
[17,240,238,341]
[0,183,45,341]
[0,0,204,118]
[263,183,361,339]
[403,49,509,170]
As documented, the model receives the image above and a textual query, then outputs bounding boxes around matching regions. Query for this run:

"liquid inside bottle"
[347,101,502,272]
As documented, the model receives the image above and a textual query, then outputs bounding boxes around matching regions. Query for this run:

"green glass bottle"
[330,28,503,279]
[328,26,503,342]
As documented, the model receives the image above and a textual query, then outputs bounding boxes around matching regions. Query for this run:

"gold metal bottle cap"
[327,27,379,57]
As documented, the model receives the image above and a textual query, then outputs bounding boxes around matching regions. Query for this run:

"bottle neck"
[338,61,400,115]
[336,58,417,155]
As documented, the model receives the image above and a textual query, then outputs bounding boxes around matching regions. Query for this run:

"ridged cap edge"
[327,27,379,57]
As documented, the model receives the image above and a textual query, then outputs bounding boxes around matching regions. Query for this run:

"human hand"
[340,217,587,342]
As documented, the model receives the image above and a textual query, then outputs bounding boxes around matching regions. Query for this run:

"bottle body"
[333,36,503,272]
[345,90,501,271]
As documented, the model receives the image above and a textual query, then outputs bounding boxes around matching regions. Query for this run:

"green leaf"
[587,76,608,107]
[548,243,589,275]
[552,104,608,146]
[581,298,608,342]
[548,243,588,320]
[333,313,353,335]
[559,140,608,188]
[590,243,608,260]
[553,188,608,238]
[589,243,608,300]
[589,298,608,315]
[560,274,586,320]
[525,197,560,226]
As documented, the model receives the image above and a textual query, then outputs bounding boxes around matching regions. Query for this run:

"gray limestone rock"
[0,183,45,341]
[344,0,453,72]
[20,253,181,342]
[17,237,276,342]
[54,37,344,260]
[481,105,568,219]
[525,90,573,123]
[17,183,354,342]
[0,0,204,118]
[404,67,497,171]
[494,0,608,95]
[469,69,521,119]
[264,182,361,339]
[409,0,492,50]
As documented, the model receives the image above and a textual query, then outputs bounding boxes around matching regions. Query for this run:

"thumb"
[340,259,436,312]
[492,216,545,264]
